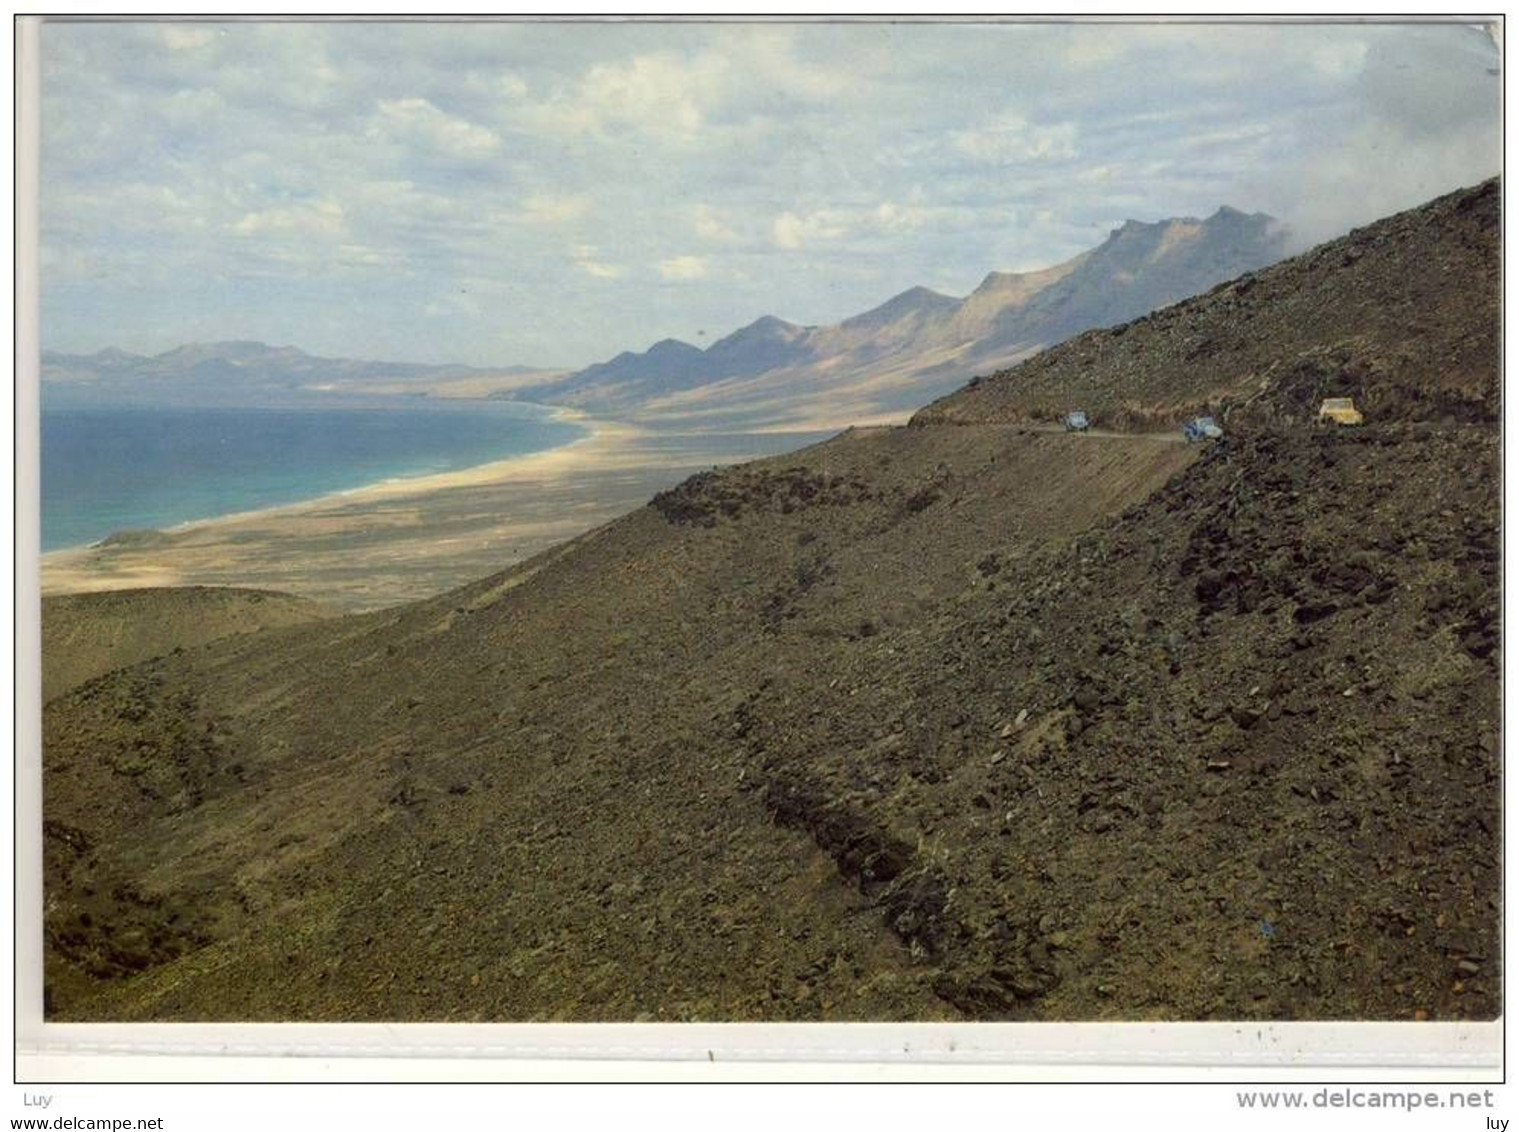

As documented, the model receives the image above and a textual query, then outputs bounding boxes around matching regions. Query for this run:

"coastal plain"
[40,422,821,612]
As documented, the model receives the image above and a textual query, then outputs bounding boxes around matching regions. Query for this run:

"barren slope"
[41,587,333,702]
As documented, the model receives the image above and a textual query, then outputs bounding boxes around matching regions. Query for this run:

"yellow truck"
[1317,397,1364,427]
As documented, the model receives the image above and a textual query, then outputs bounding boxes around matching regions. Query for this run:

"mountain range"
[43,205,1287,428]
[40,343,558,409]
[506,205,1288,428]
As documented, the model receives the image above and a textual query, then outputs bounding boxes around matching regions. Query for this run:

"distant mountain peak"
[966,257,1091,306]
[1106,206,1276,243]
[971,268,1066,296]
[91,346,144,365]
[152,340,313,365]
[646,338,703,358]
[974,270,1021,292]
[1205,205,1276,231]
[894,285,956,306]
[696,314,816,379]
[844,285,960,330]
[709,314,807,349]
[744,314,805,334]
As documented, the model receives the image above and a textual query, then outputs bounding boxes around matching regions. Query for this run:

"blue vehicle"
[1064,411,1091,432]
[1183,416,1223,442]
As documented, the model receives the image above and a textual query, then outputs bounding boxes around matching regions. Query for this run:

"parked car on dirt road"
[1183,416,1224,442]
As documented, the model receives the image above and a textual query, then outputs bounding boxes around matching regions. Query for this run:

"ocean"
[40,402,586,552]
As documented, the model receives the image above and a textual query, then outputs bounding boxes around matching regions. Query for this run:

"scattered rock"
[1229,706,1262,731]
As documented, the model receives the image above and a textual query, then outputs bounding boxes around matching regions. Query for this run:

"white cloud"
[872,201,927,231]
[528,50,726,140]
[692,204,739,244]
[771,202,953,251]
[741,26,857,100]
[657,255,708,280]
[521,192,591,225]
[371,97,500,158]
[161,87,224,125]
[162,25,219,52]
[508,28,862,154]
[773,210,846,250]
[231,200,345,237]
[335,244,400,268]
[572,244,622,279]
[951,114,1079,164]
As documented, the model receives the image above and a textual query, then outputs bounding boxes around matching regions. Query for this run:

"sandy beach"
[41,415,831,611]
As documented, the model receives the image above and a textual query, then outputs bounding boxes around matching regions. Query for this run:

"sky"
[40,19,1501,369]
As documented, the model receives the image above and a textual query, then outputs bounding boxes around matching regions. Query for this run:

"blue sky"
[41,20,1500,368]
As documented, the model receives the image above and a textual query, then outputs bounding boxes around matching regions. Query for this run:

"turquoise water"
[41,402,585,552]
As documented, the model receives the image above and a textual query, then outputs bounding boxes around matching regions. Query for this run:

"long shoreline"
[39,412,824,612]
[40,401,602,559]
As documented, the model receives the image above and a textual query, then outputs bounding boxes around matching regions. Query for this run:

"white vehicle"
[1184,416,1223,442]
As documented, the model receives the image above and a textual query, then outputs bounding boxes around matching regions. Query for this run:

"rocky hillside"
[516,206,1287,428]
[41,587,334,702]
[917,179,1498,431]
[40,181,1497,1023]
